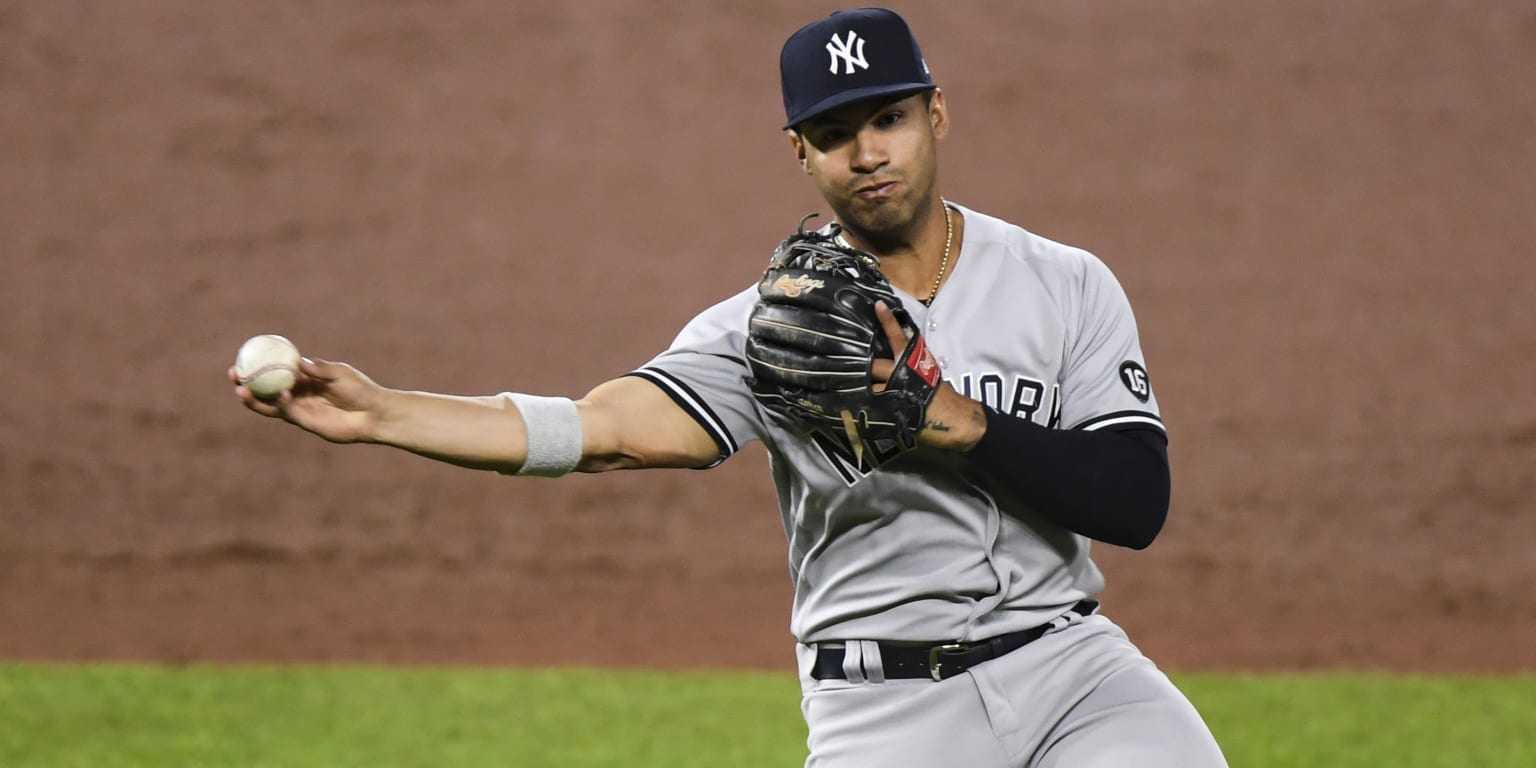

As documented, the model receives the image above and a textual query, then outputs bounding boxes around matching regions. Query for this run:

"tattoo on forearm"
[924,420,952,432]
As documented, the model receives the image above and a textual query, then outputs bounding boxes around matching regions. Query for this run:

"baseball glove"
[745,214,942,465]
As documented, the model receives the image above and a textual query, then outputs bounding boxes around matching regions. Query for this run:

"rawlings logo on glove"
[745,214,941,466]
[772,274,827,297]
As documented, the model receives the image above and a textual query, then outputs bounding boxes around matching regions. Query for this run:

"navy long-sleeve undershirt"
[964,408,1170,550]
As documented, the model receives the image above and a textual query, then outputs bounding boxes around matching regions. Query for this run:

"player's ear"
[929,89,950,140]
[787,130,810,174]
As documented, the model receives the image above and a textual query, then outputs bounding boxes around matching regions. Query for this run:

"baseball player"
[233,8,1226,767]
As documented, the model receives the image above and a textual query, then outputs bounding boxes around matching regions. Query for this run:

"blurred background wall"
[2,0,1533,671]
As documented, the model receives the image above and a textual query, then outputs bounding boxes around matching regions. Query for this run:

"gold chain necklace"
[921,199,954,306]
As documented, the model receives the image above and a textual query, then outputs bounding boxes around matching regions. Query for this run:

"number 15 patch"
[1119,361,1151,403]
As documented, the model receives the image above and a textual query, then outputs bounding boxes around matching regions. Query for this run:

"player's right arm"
[230,358,721,473]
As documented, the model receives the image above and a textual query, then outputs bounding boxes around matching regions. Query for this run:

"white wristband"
[500,393,583,477]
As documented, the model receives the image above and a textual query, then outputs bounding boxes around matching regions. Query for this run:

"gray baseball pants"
[795,613,1228,767]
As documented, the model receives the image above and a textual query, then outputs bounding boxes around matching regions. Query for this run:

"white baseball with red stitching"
[234,334,300,400]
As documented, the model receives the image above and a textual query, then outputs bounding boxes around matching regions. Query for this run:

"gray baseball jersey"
[628,203,1162,645]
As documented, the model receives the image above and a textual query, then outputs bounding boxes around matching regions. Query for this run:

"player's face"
[790,91,948,242]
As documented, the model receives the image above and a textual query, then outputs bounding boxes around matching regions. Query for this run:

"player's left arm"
[947,405,1169,550]
[871,267,1170,550]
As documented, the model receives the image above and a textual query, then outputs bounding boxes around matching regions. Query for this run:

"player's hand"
[870,301,986,452]
[230,358,384,444]
[869,301,908,392]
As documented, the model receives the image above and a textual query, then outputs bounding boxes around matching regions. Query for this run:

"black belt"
[811,600,1099,682]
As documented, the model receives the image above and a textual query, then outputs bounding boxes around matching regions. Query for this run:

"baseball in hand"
[234,334,301,400]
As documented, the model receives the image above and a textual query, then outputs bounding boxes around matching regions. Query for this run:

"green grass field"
[2,663,1533,767]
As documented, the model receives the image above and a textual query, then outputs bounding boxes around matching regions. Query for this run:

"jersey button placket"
[924,316,949,368]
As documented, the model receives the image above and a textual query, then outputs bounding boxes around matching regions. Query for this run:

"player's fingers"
[299,357,334,381]
[236,385,284,417]
[871,358,894,391]
[276,385,298,412]
[227,365,239,384]
[874,301,910,356]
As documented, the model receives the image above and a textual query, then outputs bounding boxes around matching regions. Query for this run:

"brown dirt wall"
[2,1,1534,673]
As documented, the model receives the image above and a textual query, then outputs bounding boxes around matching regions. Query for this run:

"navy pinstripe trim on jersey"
[1070,410,1166,434]
[624,369,738,465]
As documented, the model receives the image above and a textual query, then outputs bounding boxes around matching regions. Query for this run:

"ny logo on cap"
[826,31,869,75]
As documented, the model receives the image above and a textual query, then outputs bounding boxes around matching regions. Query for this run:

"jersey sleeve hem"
[624,368,739,468]
[1069,410,1166,436]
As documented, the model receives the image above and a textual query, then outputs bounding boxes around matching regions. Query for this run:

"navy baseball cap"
[780,8,936,130]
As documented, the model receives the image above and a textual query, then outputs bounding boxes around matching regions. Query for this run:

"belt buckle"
[927,643,968,681]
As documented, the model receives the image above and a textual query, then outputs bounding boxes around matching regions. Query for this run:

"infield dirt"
[3,2,1534,672]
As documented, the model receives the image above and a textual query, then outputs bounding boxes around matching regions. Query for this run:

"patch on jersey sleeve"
[1119,361,1151,403]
